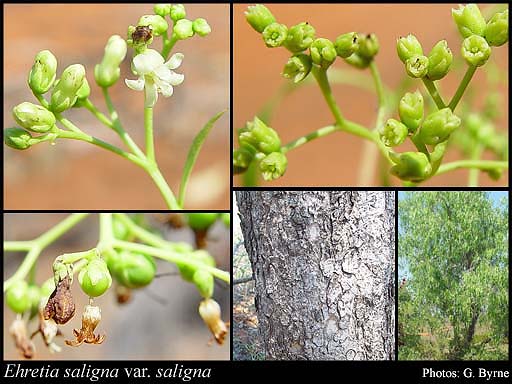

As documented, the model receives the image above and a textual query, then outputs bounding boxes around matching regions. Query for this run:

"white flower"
[125,49,184,108]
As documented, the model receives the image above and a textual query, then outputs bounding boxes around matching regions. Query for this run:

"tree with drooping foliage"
[398,191,508,360]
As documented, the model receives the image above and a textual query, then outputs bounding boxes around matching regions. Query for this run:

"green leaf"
[178,110,226,208]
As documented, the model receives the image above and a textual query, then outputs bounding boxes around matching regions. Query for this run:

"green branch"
[449,65,477,112]
[436,160,508,176]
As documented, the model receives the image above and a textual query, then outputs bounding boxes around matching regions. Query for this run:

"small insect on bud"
[132,25,153,45]
[66,305,105,347]
[198,298,229,345]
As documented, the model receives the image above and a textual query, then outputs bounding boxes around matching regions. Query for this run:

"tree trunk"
[236,191,395,360]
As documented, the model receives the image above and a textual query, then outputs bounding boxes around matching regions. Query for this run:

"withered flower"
[66,305,105,347]
[9,319,36,359]
[198,298,229,345]
[43,275,75,324]
[115,284,132,304]
[193,229,209,249]
[31,304,62,353]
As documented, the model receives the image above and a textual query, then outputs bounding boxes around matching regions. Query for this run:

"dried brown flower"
[193,229,208,249]
[65,305,105,347]
[31,305,62,353]
[198,298,229,345]
[115,284,132,304]
[9,319,36,359]
[43,275,75,324]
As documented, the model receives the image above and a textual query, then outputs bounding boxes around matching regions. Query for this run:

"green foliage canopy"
[399,191,508,360]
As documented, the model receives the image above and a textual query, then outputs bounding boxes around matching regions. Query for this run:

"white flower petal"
[168,72,184,86]
[144,80,158,108]
[133,49,164,75]
[166,53,184,70]
[158,82,174,97]
[153,65,173,82]
[125,78,145,91]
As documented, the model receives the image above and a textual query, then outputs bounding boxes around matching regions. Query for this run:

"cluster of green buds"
[127,3,211,53]
[397,34,453,80]
[4,50,88,150]
[452,4,508,67]
[379,88,463,182]
[234,116,287,181]
[245,4,379,83]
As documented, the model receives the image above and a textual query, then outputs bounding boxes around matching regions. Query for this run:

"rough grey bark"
[236,191,395,360]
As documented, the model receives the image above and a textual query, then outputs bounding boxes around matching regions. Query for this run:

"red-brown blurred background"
[3,213,230,360]
[234,4,509,186]
[4,4,230,209]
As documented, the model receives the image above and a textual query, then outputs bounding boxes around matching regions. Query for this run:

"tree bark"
[236,191,395,360]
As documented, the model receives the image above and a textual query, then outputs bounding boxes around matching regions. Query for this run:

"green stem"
[114,214,192,253]
[422,77,446,110]
[99,213,114,247]
[144,107,156,164]
[436,160,507,176]
[4,241,34,251]
[449,65,477,111]
[83,99,114,129]
[359,62,387,185]
[161,34,179,60]
[112,240,230,284]
[468,144,483,186]
[102,87,145,158]
[3,213,89,291]
[57,129,147,169]
[147,165,180,210]
[55,249,98,264]
[311,66,345,126]
[411,135,431,160]
[281,125,338,153]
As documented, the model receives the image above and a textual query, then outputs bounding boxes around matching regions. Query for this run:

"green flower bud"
[282,53,312,83]
[344,52,371,69]
[170,4,187,22]
[50,64,85,113]
[486,168,502,181]
[405,55,429,78]
[390,151,432,182]
[13,102,56,133]
[398,90,424,133]
[485,9,508,46]
[107,251,156,289]
[193,18,211,37]
[78,258,112,297]
[452,4,486,38]
[40,278,56,300]
[465,113,495,146]
[28,50,58,95]
[426,40,452,81]
[334,32,359,58]
[94,35,126,88]
[138,15,168,36]
[357,33,379,60]
[420,108,461,145]
[154,4,171,17]
[4,127,33,150]
[177,250,216,282]
[461,35,491,67]
[379,119,408,147]
[239,116,281,154]
[73,77,91,107]
[245,4,276,33]
[193,269,214,299]
[284,22,316,53]
[6,280,31,314]
[260,152,287,181]
[233,147,255,174]
[186,213,218,231]
[396,34,423,63]
[310,38,337,69]
[27,285,41,318]
[262,22,288,48]
[174,19,194,40]
[220,213,230,228]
